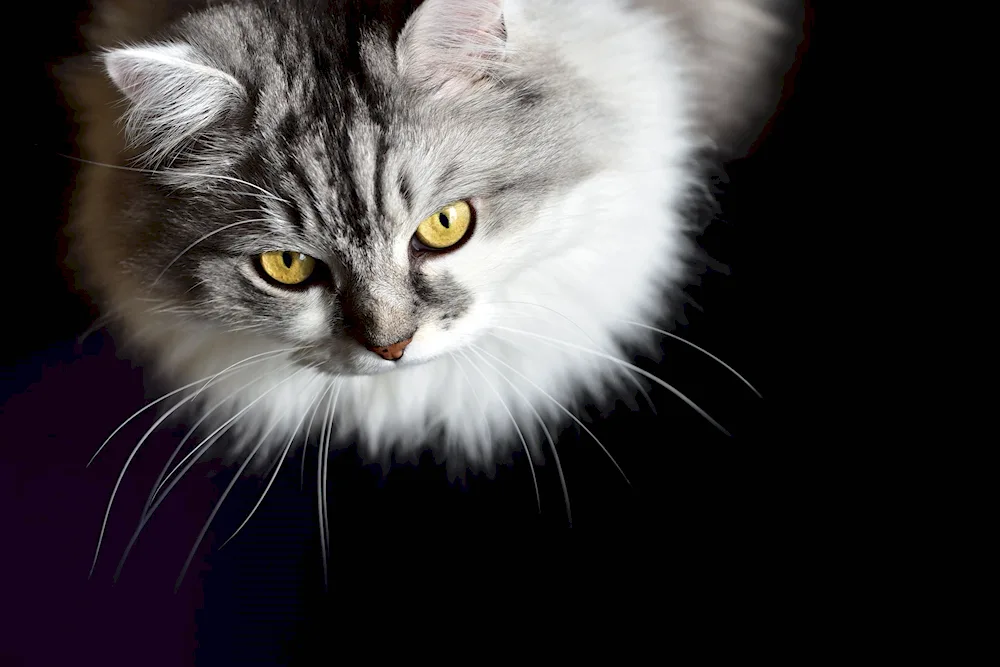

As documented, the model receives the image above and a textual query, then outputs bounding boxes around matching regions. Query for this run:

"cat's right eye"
[258,250,317,285]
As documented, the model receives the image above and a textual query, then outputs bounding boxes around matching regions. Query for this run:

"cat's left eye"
[259,250,317,285]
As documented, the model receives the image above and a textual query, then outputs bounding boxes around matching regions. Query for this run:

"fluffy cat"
[63,0,798,520]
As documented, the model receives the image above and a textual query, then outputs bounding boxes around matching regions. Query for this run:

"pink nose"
[366,337,412,361]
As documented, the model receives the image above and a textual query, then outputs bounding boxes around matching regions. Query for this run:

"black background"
[5,2,819,664]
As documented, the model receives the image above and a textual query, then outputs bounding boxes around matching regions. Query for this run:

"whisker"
[89,351,301,577]
[221,376,330,548]
[91,388,197,578]
[316,388,333,590]
[174,415,284,591]
[468,345,572,526]
[60,154,290,204]
[257,433,288,488]
[318,380,342,591]
[112,363,310,581]
[86,346,297,468]
[152,218,270,288]
[493,326,731,437]
[475,342,632,487]
[450,352,492,444]
[224,191,290,201]
[182,279,210,296]
[114,421,238,583]
[325,382,343,587]
[76,314,113,346]
[456,349,540,514]
[491,300,657,413]
[185,348,315,409]
[301,381,335,491]
[88,378,205,469]
[153,361,301,504]
[142,356,293,517]
[99,344,304,487]
[618,319,762,398]
[316,382,335,589]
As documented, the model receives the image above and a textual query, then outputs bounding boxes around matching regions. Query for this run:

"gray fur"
[61,0,798,465]
[86,1,605,364]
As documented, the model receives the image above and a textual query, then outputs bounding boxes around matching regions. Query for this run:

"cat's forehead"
[254,96,498,246]
[218,6,598,253]
[256,103,461,250]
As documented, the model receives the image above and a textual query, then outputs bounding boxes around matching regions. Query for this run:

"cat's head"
[87,0,616,376]
[72,0,798,380]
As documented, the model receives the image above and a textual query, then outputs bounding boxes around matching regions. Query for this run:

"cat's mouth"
[291,341,430,377]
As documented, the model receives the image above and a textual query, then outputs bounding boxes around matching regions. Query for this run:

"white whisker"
[174,414,284,591]
[301,380,335,491]
[456,349,540,514]
[92,390,196,578]
[468,345,572,526]
[182,279,210,295]
[152,218,270,288]
[133,349,310,519]
[89,350,301,577]
[493,326,731,436]
[221,376,330,548]
[112,363,310,581]
[476,342,631,487]
[60,154,290,204]
[87,346,296,467]
[450,352,492,444]
[113,421,238,583]
[317,380,342,591]
[317,388,333,590]
[142,362,282,516]
[76,314,112,346]
[153,361,301,503]
[224,190,290,201]
[111,362,297,580]
[618,319,762,398]
[88,379,205,469]
[492,300,657,413]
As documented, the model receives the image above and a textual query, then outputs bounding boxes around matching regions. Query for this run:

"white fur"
[110,0,697,468]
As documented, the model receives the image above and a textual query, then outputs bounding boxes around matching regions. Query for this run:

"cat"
[61,0,799,560]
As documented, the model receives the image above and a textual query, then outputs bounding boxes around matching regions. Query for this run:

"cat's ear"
[102,43,246,165]
[396,0,508,90]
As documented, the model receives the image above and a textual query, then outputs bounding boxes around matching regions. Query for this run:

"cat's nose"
[365,337,412,361]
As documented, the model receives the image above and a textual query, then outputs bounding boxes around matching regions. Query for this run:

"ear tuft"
[397,0,509,89]
[103,43,245,165]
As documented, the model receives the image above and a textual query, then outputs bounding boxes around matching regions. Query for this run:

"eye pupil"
[438,212,450,229]
[282,251,293,268]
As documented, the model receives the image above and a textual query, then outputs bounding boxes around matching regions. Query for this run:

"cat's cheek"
[404,302,491,364]
[289,289,332,342]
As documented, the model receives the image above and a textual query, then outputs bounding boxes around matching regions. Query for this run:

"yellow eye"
[259,250,317,285]
[414,201,472,249]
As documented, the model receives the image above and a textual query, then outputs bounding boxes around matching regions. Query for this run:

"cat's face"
[65,0,798,458]
[103,1,602,377]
